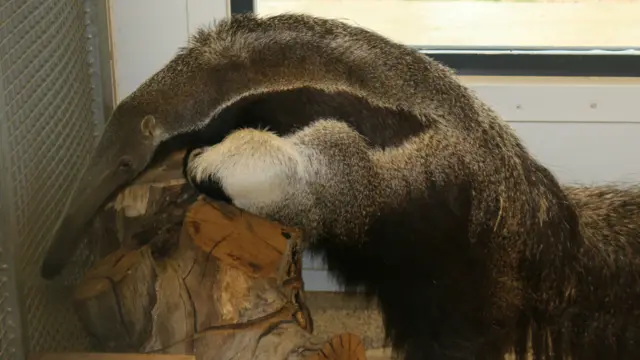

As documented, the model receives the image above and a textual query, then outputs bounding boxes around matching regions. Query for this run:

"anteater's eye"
[118,157,134,172]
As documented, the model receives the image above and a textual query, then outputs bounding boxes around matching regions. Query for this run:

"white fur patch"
[187,128,311,211]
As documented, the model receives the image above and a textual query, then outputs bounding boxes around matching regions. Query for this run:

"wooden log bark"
[73,152,367,360]
[91,150,197,255]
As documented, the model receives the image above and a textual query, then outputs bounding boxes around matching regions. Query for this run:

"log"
[92,150,197,255]
[29,354,195,360]
[73,152,367,360]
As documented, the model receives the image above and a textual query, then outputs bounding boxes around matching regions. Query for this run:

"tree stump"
[72,151,367,360]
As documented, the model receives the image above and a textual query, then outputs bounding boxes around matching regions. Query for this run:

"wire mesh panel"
[0,0,107,357]
[0,97,24,359]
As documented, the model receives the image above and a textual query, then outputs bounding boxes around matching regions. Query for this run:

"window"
[230,0,640,77]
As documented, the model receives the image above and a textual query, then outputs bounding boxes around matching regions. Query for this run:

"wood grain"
[71,151,368,360]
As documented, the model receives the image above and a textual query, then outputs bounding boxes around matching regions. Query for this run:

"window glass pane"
[255,0,640,49]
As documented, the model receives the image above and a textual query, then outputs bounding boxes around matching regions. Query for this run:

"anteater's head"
[40,46,216,279]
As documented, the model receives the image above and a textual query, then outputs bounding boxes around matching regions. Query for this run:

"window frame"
[231,0,640,77]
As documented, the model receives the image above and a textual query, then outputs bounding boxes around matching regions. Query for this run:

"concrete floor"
[256,0,640,48]
[305,292,394,359]
[305,292,530,359]
[306,292,386,349]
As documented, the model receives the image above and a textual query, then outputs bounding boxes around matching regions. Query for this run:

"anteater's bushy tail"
[519,185,640,359]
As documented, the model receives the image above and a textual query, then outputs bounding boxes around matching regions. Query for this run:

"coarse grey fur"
[39,12,640,359]
[184,116,640,359]
[557,185,640,358]
[42,11,491,279]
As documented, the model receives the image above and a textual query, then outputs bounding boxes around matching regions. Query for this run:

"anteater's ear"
[140,115,157,137]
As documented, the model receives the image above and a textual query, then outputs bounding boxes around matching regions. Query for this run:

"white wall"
[108,0,228,101]
[106,0,640,292]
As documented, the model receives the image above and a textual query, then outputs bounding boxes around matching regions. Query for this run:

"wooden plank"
[29,354,195,360]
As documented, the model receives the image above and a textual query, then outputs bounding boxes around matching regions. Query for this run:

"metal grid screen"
[0,0,107,357]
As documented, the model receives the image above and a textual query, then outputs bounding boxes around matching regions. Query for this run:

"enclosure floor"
[305,292,530,359]
[305,292,392,358]
[306,292,386,349]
